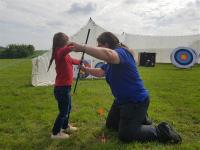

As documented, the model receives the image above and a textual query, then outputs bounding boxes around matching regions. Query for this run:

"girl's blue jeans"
[52,86,71,135]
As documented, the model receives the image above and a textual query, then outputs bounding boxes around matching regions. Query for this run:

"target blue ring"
[174,49,193,65]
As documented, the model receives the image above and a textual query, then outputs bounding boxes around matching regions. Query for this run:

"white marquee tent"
[32,18,200,86]
[123,33,200,63]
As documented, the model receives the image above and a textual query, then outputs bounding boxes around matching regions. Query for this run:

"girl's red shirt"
[54,46,80,86]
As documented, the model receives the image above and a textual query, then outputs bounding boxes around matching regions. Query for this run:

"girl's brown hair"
[47,32,69,71]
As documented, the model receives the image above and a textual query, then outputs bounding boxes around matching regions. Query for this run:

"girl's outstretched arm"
[70,57,80,65]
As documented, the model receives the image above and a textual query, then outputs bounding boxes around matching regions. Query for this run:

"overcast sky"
[0,0,200,50]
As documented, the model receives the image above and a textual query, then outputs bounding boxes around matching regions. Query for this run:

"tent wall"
[32,50,56,86]
[190,40,200,63]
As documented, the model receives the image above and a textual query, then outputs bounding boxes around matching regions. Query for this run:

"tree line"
[0,44,35,58]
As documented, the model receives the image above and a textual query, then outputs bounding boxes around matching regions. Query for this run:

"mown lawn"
[0,59,200,150]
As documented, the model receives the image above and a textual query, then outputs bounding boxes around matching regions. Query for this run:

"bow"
[73,28,91,94]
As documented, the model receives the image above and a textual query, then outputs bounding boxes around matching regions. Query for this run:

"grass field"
[0,59,200,150]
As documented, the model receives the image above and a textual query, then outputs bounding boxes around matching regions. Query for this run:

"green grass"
[0,59,200,150]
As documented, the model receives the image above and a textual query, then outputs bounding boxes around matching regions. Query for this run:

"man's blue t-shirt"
[101,47,148,104]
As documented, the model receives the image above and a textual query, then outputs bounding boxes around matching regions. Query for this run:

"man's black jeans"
[106,97,158,142]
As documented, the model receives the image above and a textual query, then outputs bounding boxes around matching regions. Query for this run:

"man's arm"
[81,66,105,77]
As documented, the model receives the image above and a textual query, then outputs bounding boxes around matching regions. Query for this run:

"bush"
[0,44,35,58]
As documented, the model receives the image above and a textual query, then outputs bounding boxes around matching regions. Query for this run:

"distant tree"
[0,44,35,58]
[0,46,6,50]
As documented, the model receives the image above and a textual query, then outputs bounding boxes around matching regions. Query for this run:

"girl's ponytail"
[47,32,69,72]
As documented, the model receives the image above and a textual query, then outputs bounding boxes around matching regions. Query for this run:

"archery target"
[170,47,198,68]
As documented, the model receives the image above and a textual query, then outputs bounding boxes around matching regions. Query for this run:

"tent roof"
[70,18,123,46]
[123,33,200,50]
[70,18,107,46]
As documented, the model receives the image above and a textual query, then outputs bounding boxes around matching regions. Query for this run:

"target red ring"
[179,53,188,61]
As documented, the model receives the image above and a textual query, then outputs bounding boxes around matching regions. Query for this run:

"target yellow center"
[181,54,187,60]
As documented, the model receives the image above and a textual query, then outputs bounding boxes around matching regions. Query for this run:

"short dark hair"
[97,32,120,49]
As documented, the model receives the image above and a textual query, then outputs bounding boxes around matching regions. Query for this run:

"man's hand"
[79,64,89,74]
[67,41,85,52]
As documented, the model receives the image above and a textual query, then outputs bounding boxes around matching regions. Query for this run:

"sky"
[0,0,200,50]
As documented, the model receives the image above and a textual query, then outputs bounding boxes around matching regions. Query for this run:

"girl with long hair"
[49,32,80,139]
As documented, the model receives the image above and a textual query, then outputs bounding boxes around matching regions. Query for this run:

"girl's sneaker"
[62,124,78,133]
[51,132,70,139]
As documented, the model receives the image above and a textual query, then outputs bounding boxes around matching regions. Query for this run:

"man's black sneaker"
[156,122,182,144]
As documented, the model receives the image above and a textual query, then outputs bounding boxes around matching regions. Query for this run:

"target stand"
[170,47,198,68]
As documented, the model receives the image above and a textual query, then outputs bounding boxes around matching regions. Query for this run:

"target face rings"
[171,47,198,68]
